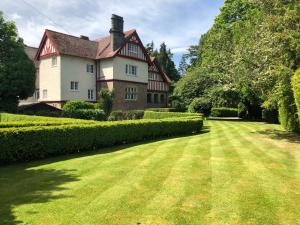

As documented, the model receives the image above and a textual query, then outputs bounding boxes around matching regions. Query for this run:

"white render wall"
[39,56,61,101]
[99,56,148,83]
[60,55,96,101]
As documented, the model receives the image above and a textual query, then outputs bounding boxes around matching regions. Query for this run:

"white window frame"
[86,64,94,73]
[128,43,138,55]
[70,81,79,91]
[125,87,137,101]
[88,89,94,100]
[126,64,137,76]
[51,56,57,67]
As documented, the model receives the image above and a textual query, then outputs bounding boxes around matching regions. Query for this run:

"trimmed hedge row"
[0,117,203,164]
[0,113,70,122]
[108,110,144,121]
[146,108,181,112]
[210,107,238,117]
[143,111,201,119]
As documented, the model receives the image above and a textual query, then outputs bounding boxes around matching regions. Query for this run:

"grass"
[0,120,299,225]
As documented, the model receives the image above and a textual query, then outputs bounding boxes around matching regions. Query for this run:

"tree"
[156,42,180,81]
[0,11,35,112]
[98,89,114,117]
[178,54,189,76]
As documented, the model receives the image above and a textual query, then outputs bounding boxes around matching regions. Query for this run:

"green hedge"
[143,111,201,119]
[108,110,144,121]
[0,113,68,122]
[146,108,182,112]
[63,109,106,121]
[0,117,203,164]
[210,107,238,117]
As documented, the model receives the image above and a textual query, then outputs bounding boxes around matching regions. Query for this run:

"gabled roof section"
[96,29,150,61]
[150,57,172,84]
[35,30,99,60]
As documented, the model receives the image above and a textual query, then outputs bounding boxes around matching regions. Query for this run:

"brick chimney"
[110,14,125,51]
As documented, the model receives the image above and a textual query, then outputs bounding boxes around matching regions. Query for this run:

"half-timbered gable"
[118,33,148,61]
[40,38,57,57]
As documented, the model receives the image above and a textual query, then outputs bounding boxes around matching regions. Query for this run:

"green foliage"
[262,108,279,124]
[238,102,247,118]
[292,68,300,120]
[62,101,105,121]
[188,97,212,117]
[0,117,203,164]
[210,107,238,117]
[143,111,201,119]
[98,89,114,116]
[108,110,144,121]
[147,42,180,81]
[63,100,96,111]
[0,12,35,112]
[174,0,300,128]
[146,108,181,112]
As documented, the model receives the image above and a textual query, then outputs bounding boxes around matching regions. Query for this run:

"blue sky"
[0,0,224,66]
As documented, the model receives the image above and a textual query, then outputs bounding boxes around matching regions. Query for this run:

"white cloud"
[0,0,223,65]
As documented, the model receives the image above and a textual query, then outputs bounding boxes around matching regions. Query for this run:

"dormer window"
[128,43,138,55]
[52,56,57,67]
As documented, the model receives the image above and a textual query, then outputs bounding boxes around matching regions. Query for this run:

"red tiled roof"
[96,29,136,59]
[45,30,99,59]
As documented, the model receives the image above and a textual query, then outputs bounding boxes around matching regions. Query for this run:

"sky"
[0,0,224,67]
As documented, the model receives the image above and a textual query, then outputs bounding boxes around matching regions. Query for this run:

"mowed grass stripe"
[0,120,300,225]
[225,121,300,224]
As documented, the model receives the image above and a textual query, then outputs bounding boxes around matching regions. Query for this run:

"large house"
[24,14,171,110]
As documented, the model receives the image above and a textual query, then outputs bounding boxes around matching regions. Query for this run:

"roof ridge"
[45,29,98,43]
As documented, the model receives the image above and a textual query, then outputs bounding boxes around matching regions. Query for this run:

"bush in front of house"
[62,101,106,121]
[108,110,144,121]
[210,107,238,117]
[0,116,203,164]
[188,97,212,117]
[143,111,201,119]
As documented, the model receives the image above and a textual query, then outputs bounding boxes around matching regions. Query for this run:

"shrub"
[0,117,203,164]
[63,100,96,111]
[262,108,279,124]
[0,113,67,122]
[98,89,114,116]
[64,109,106,121]
[292,68,300,120]
[108,110,144,121]
[210,107,238,117]
[238,102,247,118]
[146,108,179,112]
[188,97,212,117]
[143,111,201,119]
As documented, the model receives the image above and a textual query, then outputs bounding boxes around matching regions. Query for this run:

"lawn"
[0,120,299,225]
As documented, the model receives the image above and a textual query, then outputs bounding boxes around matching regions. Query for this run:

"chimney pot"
[80,35,89,40]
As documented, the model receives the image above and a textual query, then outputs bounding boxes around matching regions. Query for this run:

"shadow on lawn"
[256,129,300,144]
[0,165,79,225]
[0,129,210,225]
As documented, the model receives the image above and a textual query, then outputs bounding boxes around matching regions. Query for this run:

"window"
[160,94,165,104]
[42,89,47,99]
[154,93,158,103]
[88,89,94,100]
[52,56,57,67]
[148,72,154,80]
[70,81,79,91]
[147,93,152,103]
[128,43,138,55]
[125,87,137,100]
[86,64,94,73]
[126,64,137,76]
